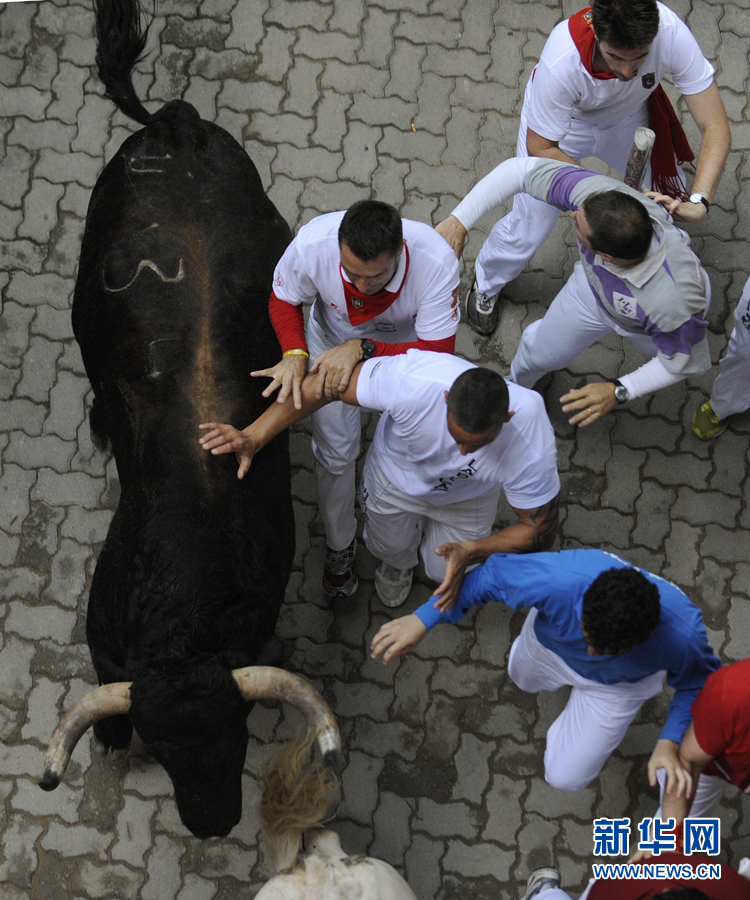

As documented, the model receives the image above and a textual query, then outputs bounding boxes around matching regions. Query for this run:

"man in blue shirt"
[371,548,720,794]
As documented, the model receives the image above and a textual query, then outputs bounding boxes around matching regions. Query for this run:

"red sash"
[340,244,409,326]
[568,7,694,200]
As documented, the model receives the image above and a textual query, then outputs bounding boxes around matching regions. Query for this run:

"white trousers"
[475,81,669,297]
[508,262,657,387]
[306,316,367,552]
[711,273,750,419]
[508,609,665,793]
[357,455,501,581]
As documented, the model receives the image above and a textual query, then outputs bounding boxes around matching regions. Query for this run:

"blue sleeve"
[412,554,543,631]
[660,628,721,743]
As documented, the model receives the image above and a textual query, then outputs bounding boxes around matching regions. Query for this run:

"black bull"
[45,0,309,839]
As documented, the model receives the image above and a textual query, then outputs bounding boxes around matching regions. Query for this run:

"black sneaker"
[323,539,358,597]
[466,278,500,335]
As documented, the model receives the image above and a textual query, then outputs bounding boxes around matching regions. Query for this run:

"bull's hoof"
[39,770,61,792]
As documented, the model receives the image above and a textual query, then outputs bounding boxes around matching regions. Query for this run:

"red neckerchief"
[340,244,410,326]
[568,7,694,200]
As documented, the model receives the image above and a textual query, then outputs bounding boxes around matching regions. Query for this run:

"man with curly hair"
[371,549,720,793]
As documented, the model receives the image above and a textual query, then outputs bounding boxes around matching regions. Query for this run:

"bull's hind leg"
[94,715,133,754]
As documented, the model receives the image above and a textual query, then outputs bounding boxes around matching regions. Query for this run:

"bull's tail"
[259,728,339,871]
[94,0,154,126]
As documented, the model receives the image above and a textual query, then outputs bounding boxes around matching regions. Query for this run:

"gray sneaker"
[374,562,413,608]
[466,278,500,335]
[520,867,561,900]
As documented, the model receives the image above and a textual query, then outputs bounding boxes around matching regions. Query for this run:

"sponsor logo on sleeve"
[612,292,639,320]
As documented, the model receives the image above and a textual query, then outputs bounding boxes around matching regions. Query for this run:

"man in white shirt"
[200,352,560,609]
[461,0,729,336]
[261,201,460,597]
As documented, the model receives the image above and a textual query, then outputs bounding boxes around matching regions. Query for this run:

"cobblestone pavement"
[1,0,750,897]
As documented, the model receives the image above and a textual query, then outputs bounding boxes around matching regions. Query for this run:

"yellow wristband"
[283,348,310,358]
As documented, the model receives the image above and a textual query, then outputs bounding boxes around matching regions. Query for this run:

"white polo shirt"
[355,351,560,509]
[526,2,715,140]
[271,211,460,347]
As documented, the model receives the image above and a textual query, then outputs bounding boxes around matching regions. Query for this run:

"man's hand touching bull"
[200,361,362,477]
[198,424,261,479]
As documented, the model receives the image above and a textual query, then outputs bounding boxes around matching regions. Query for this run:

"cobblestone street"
[1,0,750,897]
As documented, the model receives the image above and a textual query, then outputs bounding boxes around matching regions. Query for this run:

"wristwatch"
[360,338,376,360]
[613,380,629,404]
[689,192,710,212]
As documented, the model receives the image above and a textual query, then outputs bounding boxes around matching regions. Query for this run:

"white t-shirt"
[355,351,561,508]
[526,2,715,140]
[272,211,460,347]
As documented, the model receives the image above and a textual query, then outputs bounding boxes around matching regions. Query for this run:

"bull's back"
[74,102,291,479]
[76,103,295,670]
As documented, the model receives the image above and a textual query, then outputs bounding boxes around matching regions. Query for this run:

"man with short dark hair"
[438,158,712,426]
[454,0,730,336]
[261,200,461,597]
[371,549,720,793]
[200,351,560,609]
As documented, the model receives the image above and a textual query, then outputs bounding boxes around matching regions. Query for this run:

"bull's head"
[39,667,340,839]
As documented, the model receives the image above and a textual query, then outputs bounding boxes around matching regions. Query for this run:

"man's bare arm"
[648,83,731,222]
[661,722,715,825]
[526,127,579,166]
[685,83,731,200]
[431,493,560,611]
[199,364,363,476]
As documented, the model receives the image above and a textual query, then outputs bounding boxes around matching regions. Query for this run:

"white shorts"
[357,454,501,581]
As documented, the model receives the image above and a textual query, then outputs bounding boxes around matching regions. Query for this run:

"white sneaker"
[520,867,561,900]
[374,562,412,608]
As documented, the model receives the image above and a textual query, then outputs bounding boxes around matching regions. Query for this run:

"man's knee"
[543,754,592,793]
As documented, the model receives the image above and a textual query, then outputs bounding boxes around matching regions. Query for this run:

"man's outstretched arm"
[430,493,560,612]
[199,364,363,478]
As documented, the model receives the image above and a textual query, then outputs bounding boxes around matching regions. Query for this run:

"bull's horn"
[39,682,132,791]
[232,667,341,768]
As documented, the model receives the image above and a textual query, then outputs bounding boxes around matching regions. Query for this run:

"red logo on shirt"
[450,287,460,321]
[274,273,284,287]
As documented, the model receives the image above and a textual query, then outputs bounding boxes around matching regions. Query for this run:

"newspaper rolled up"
[624,127,656,191]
